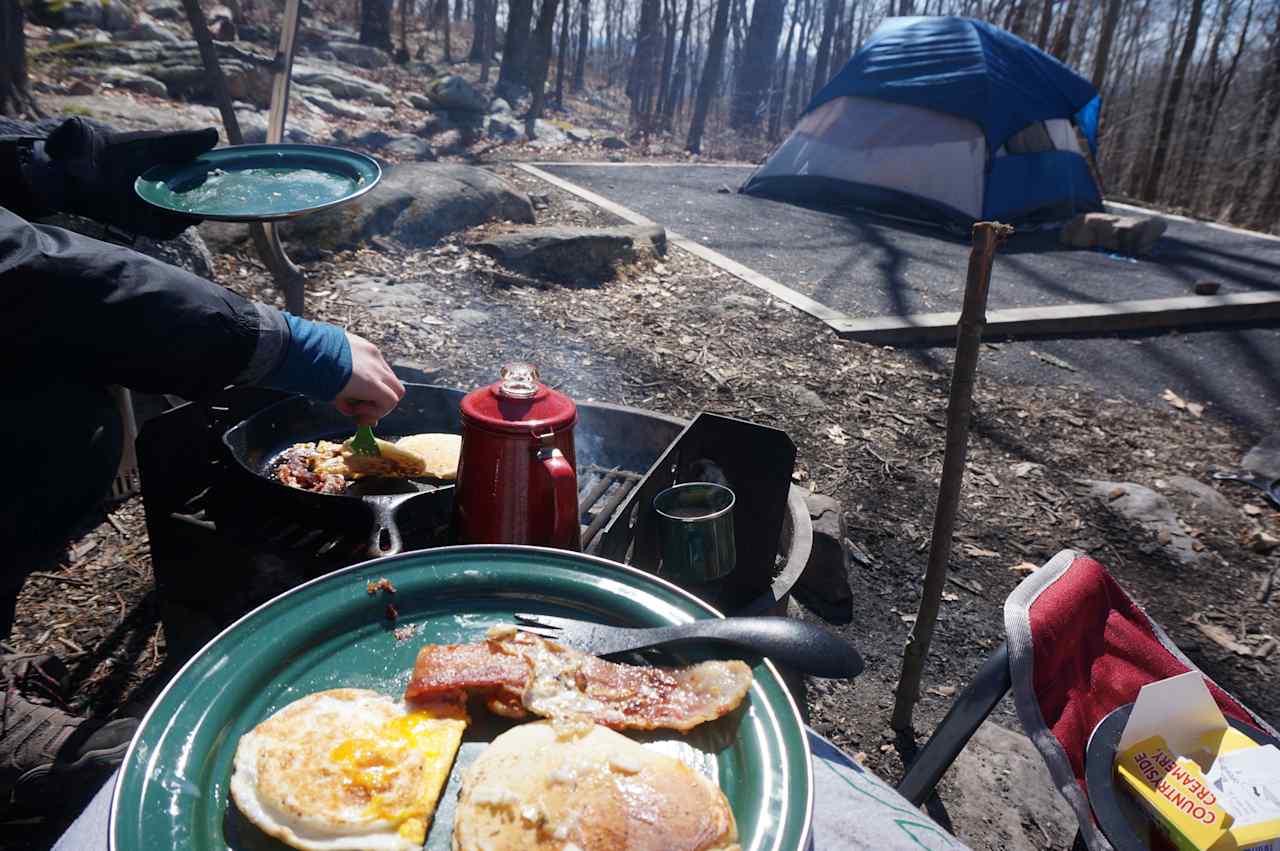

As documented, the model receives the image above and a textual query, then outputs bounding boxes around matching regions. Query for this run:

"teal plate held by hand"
[134,143,381,222]
[110,545,813,851]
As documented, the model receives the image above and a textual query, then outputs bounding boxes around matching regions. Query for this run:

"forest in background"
[2,0,1279,233]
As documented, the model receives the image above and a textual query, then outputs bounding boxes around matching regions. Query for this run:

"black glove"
[42,118,220,240]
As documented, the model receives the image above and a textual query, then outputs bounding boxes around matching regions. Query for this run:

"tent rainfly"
[741,16,1104,228]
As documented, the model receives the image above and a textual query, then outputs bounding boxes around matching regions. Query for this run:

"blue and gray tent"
[742,16,1103,227]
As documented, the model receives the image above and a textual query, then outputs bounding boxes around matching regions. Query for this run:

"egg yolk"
[329,702,468,841]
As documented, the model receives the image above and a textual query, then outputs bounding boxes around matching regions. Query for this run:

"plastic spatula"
[349,425,381,457]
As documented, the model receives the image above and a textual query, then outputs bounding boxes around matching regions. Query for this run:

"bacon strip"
[404,630,753,732]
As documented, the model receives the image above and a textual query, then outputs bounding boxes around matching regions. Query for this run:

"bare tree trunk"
[1174,0,1233,205]
[1049,0,1079,61]
[769,6,797,139]
[1128,0,1186,196]
[398,0,411,61]
[1205,0,1253,137]
[468,0,487,60]
[809,0,840,103]
[729,0,747,88]
[686,0,732,153]
[1035,0,1054,48]
[525,0,561,137]
[0,0,41,118]
[480,0,493,79]
[628,0,663,132]
[443,0,452,59]
[361,0,395,49]
[573,0,590,90]
[1241,13,1280,225]
[555,0,571,106]
[604,0,616,83]
[500,0,535,89]
[1068,0,1095,68]
[656,0,678,119]
[1255,161,1280,232]
[787,0,815,125]
[664,0,695,123]
[1140,0,1204,202]
[1091,0,1124,87]
[730,0,786,131]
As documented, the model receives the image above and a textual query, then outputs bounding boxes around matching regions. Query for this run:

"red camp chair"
[896,550,1277,850]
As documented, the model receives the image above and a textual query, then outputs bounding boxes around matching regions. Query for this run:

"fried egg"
[229,688,468,851]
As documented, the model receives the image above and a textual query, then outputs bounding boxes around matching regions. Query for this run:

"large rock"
[62,40,275,106]
[471,225,667,281]
[120,18,181,43]
[486,113,523,141]
[280,163,534,255]
[300,88,368,121]
[794,493,852,623]
[946,722,1080,850]
[528,120,567,146]
[424,75,488,114]
[98,67,168,98]
[329,42,391,68]
[233,109,319,144]
[419,112,457,137]
[1082,480,1207,565]
[382,136,436,161]
[408,93,436,112]
[1163,476,1237,523]
[1061,212,1167,256]
[292,61,395,106]
[29,0,135,30]
[144,0,185,20]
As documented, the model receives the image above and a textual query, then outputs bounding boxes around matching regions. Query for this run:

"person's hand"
[42,117,219,240]
[334,333,405,426]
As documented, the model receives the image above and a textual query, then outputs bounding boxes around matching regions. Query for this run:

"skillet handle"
[365,498,404,559]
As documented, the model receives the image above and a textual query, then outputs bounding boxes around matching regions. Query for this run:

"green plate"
[134,143,381,222]
[109,545,813,851]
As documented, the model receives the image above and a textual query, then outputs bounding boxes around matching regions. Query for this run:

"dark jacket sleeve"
[2,206,269,398]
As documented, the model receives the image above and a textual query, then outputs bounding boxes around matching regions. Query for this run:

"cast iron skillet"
[221,385,466,559]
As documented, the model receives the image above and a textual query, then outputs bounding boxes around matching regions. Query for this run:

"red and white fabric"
[1003,550,1277,851]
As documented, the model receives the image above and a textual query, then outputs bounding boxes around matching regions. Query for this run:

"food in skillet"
[453,721,740,851]
[273,432,461,493]
[229,689,467,851]
[393,433,462,480]
[274,441,349,494]
[404,626,754,732]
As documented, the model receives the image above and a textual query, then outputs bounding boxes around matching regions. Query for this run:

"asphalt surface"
[541,163,1280,441]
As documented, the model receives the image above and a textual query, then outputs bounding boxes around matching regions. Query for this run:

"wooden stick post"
[891,221,1013,734]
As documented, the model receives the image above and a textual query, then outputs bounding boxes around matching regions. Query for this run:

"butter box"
[1114,673,1280,851]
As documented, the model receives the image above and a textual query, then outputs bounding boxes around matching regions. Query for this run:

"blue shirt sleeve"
[261,313,353,401]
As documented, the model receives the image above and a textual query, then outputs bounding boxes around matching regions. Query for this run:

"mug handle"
[538,447,578,550]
